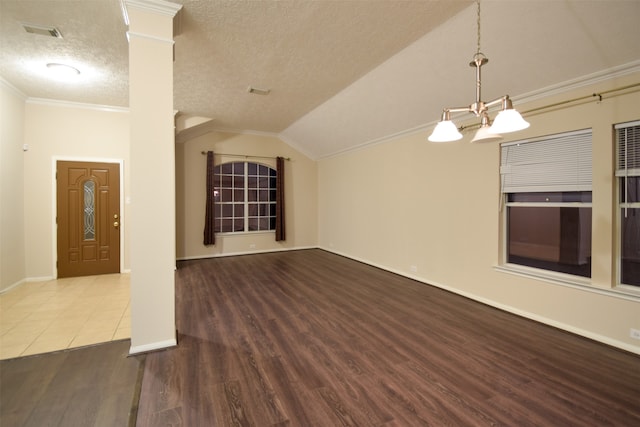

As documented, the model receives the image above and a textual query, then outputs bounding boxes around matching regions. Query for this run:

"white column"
[125,0,182,354]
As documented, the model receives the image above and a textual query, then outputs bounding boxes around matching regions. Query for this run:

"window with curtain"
[500,129,593,278]
[213,161,277,233]
[616,120,640,287]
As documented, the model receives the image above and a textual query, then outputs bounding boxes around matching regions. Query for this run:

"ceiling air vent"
[22,23,63,38]
[247,86,271,96]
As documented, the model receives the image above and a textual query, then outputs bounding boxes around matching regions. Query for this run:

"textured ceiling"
[1,0,639,160]
[172,0,471,132]
[0,0,129,107]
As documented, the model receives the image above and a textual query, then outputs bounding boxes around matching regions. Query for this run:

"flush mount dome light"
[46,62,80,78]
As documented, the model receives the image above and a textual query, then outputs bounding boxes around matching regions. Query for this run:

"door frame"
[52,156,125,278]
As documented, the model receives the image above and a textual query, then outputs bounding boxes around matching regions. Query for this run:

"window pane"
[259,190,269,201]
[221,204,233,217]
[507,206,592,277]
[248,190,258,202]
[214,218,221,233]
[234,189,244,202]
[233,162,244,174]
[221,218,233,232]
[620,177,640,203]
[259,218,269,230]
[259,177,269,188]
[270,189,277,202]
[233,176,244,187]
[248,217,259,231]
[621,208,640,286]
[270,217,276,229]
[221,189,232,202]
[270,168,277,177]
[248,203,258,216]
[234,218,244,232]
[221,163,232,174]
[259,165,269,176]
[248,162,257,175]
[270,203,276,216]
[83,180,95,241]
[248,177,258,189]
[234,204,244,217]
[220,175,233,187]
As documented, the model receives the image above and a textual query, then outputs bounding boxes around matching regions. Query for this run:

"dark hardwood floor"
[136,249,640,426]
[0,339,144,427]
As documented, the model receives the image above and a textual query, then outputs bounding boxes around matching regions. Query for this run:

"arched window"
[213,161,277,233]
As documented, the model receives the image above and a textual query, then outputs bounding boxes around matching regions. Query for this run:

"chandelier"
[428,0,529,143]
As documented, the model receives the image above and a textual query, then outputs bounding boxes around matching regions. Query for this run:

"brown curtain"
[275,156,286,241]
[203,151,216,245]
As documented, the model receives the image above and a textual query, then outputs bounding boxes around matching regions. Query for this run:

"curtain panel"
[203,151,216,245]
[276,156,286,241]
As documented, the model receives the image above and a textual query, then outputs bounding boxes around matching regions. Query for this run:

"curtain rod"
[201,151,290,161]
[459,82,640,132]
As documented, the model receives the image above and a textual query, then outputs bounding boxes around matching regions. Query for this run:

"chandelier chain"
[476,0,481,55]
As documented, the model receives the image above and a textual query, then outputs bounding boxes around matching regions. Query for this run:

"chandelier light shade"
[488,98,530,134]
[471,112,502,143]
[428,111,463,142]
[428,0,529,143]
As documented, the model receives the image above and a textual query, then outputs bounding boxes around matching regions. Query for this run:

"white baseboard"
[27,276,55,282]
[318,246,640,356]
[129,338,177,355]
[0,278,26,294]
[176,245,317,261]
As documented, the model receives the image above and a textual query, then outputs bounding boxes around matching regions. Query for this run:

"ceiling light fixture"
[46,62,81,78]
[428,0,529,143]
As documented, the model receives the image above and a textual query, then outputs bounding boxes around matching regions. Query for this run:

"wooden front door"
[57,161,120,278]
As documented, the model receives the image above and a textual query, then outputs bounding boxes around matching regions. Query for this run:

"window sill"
[216,230,275,236]
[494,264,640,302]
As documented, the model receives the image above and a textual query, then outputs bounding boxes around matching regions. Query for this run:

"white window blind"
[500,129,592,193]
[615,120,640,178]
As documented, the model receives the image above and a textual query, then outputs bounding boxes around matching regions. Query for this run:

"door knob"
[113,221,119,228]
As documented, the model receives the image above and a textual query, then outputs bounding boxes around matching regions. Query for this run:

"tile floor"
[0,273,130,360]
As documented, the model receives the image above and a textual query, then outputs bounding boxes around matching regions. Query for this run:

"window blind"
[500,129,592,193]
[615,120,640,178]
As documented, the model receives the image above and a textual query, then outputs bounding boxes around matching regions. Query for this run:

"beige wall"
[176,131,317,259]
[0,81,26,292]
[318,72,640,353]
[23,101,130,280]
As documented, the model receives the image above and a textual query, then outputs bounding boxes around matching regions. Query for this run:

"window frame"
[615,120,640,290]
[214,161,277,235]
[498,129,593,284]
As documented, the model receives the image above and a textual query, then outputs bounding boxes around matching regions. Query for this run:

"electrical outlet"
[630,328,640,340]
[409,265,418,273]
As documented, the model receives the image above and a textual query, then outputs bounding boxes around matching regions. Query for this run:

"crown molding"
[316,60,640,160]
[512,59,640,106]
[26,97,129,113]
[0,76,27,100]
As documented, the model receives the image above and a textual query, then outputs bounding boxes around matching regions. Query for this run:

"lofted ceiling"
[1,0,639,159]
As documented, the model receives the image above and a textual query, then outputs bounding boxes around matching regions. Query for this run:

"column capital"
[123,0,182,19]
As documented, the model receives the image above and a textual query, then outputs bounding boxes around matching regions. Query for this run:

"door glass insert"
[83,180,96,240]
